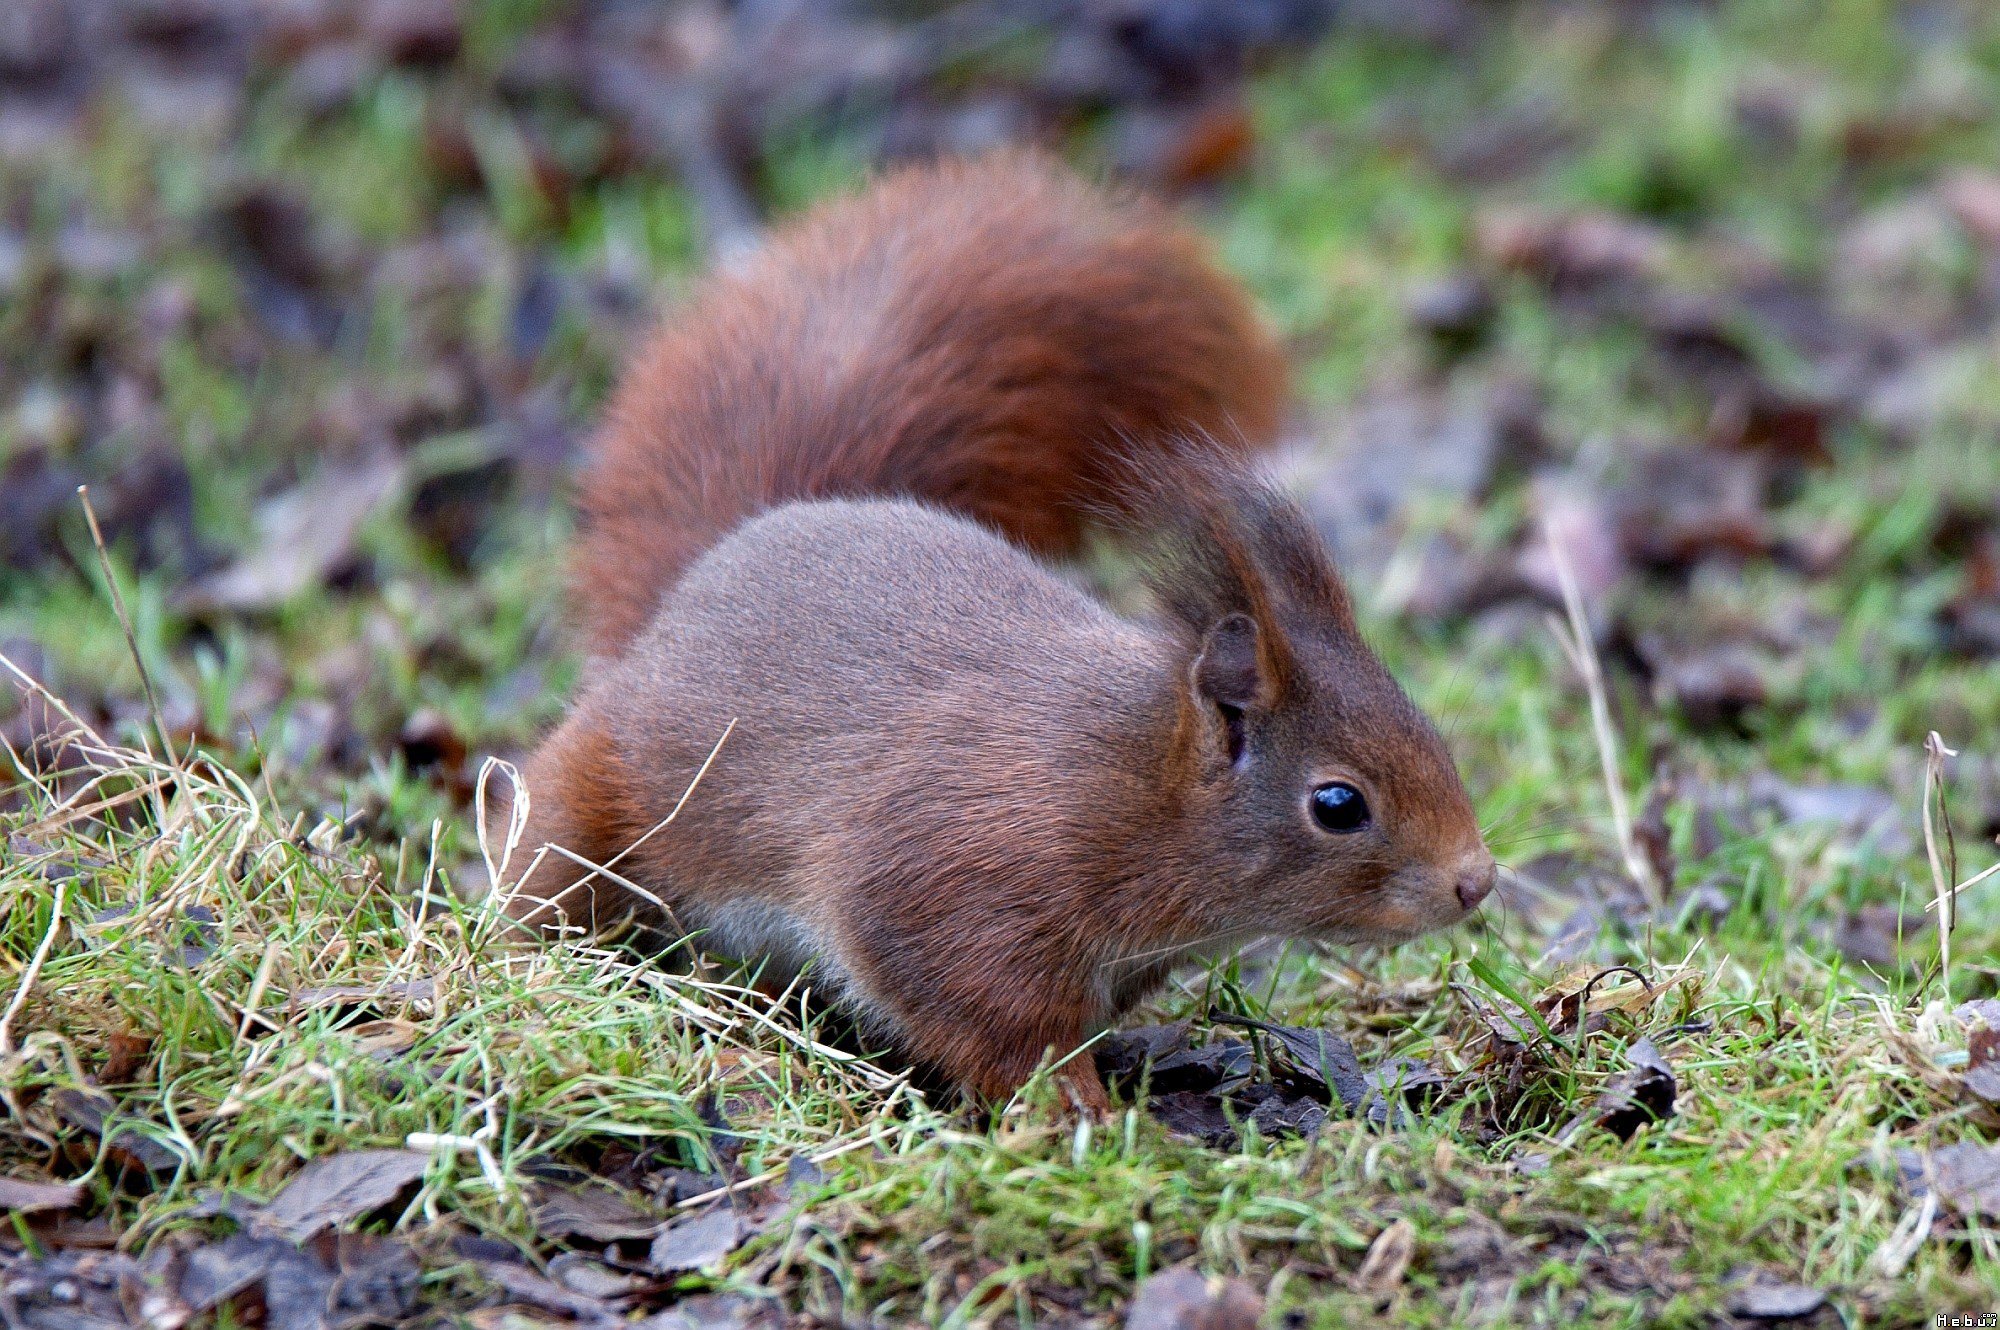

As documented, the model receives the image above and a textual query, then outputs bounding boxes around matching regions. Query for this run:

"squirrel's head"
[1130,452,1494,945]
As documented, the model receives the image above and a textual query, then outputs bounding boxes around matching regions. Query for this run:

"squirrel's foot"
[1055,1061,1113,1122]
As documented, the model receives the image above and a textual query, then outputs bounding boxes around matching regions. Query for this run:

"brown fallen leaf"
[1354,1217,1415,1294]
[1753,777,1907,855]
[636,1293,774,1329]
[1518,481,1627,606]
[288,978,436,1015]
[361,0,463,67]
[1406,272,1497,362]
[470,1256,623,1321]
[345,1018,422,1058]
[531,1182,664,1245]
[1210,1010,1367,1111]
[1958,999,2000,1029]
[1096,1023,1195,1088]
[648,1207,749,1275]
[255,1148,430,1241]
[54,1087,185,1177]
[1727,1280,1827,1321]
[180,456,404,615]
[1147,1091,1241,1149]
[1903,1140,2000,1221]
[1473,205,1670,291]
[180,1232,295,1312]
[1303,383,1536,581]
[96,1030,155,1086]
[1830,905,1927,971]
[1239,1085,1327,1140]
[1942,168,2000,246]
[0,1246,152,1328]
[1591,1037,1677,1141]
[1614,447,1775,573]
[0,1174,85,1215]
[548,1252,648,1300]
[399,707,468,773]
[1963,1023,2000,1106]
[1125,1265,1263,1330]
[1360,1059,1448,1129]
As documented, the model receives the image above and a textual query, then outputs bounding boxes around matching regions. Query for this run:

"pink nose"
[1455,855,1497,911]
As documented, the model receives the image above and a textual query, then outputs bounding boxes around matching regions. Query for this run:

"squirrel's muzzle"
[1453,851,1498,912]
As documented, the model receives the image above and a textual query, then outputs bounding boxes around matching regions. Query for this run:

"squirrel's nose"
[1454,853,1497,912]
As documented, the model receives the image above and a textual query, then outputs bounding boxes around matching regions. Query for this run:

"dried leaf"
[1648,641,1772,731]
[1963,1025,2000,1105]
[180,1233,294,1312]
[1210,1011,1366,1110]
[1096,1023,1193,1088]
[1125,1266,1263,1330]
[1355,1217,1415,1294]
[647,1207,748,1275]
[1728,1281,1828,1320]
[181,457,404,615]
[1240,1085,1327,1140]
[288,979,436,1014]
[0,1175,85,1215]
[1831,905,1927,971]
[472,1257,623,1320]
[1474,205,1670,290]
[1899,1141,2000,1218]
[255,1148,429,1241]
[531,1183,663,1245]
[0,1247,148,1329]
[635,1293,773,1329]
[1594,1037,1677,1140]
[1360,1059,1448,1127]
[96,1031,155,1086]
[1148,1091,1240,1149]
[54,1088,184,1176]
[548,1252,646,1300]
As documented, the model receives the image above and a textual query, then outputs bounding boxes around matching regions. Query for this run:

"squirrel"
[495,151,1495,1116]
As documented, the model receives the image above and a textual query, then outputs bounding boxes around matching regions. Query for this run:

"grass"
[6,0,2000,1325]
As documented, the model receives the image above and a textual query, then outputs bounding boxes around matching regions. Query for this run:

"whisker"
[1101,928,1251,973]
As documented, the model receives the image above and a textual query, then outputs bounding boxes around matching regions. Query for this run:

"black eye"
[1310,782,1370,833]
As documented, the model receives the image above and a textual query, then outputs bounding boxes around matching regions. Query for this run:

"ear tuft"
[1101,439,1351,694]
[1194,613,1268,711]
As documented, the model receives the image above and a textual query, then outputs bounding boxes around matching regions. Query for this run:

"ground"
[3,1,2000,1326]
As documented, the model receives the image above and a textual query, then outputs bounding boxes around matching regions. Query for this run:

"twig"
[1923,853,2000,913]
[1542,523,1661,907]
[0,882,68,1057]
[0,648,113,753]
[599,718,736,876]
[672,1129,883,1211]
[78,485,178,767]
[1872,1189,1937,1278]
[1922,732,1959,990]
[495,721,736,981]
[234,939,282,1045]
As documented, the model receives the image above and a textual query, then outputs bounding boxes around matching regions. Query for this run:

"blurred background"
[3,0,1999,892]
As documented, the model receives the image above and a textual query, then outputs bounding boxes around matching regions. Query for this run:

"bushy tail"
[570,150,1288,657]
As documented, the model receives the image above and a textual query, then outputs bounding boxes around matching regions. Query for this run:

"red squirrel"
[496,152,1495,1115]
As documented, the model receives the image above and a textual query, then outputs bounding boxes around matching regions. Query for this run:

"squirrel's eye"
[1310,782,1370,834]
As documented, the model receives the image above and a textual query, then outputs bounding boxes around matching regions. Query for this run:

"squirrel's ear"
[1193,613,1277,712]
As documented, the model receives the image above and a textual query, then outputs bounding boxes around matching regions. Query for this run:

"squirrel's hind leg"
[491,714,652,940]
[876,985,1114,1121]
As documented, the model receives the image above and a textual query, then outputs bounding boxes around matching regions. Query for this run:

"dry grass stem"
[1541,522,1662,907]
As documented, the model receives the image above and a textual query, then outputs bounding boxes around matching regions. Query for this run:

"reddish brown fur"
[569,151,1286,658]
[502,154,1492,1114]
